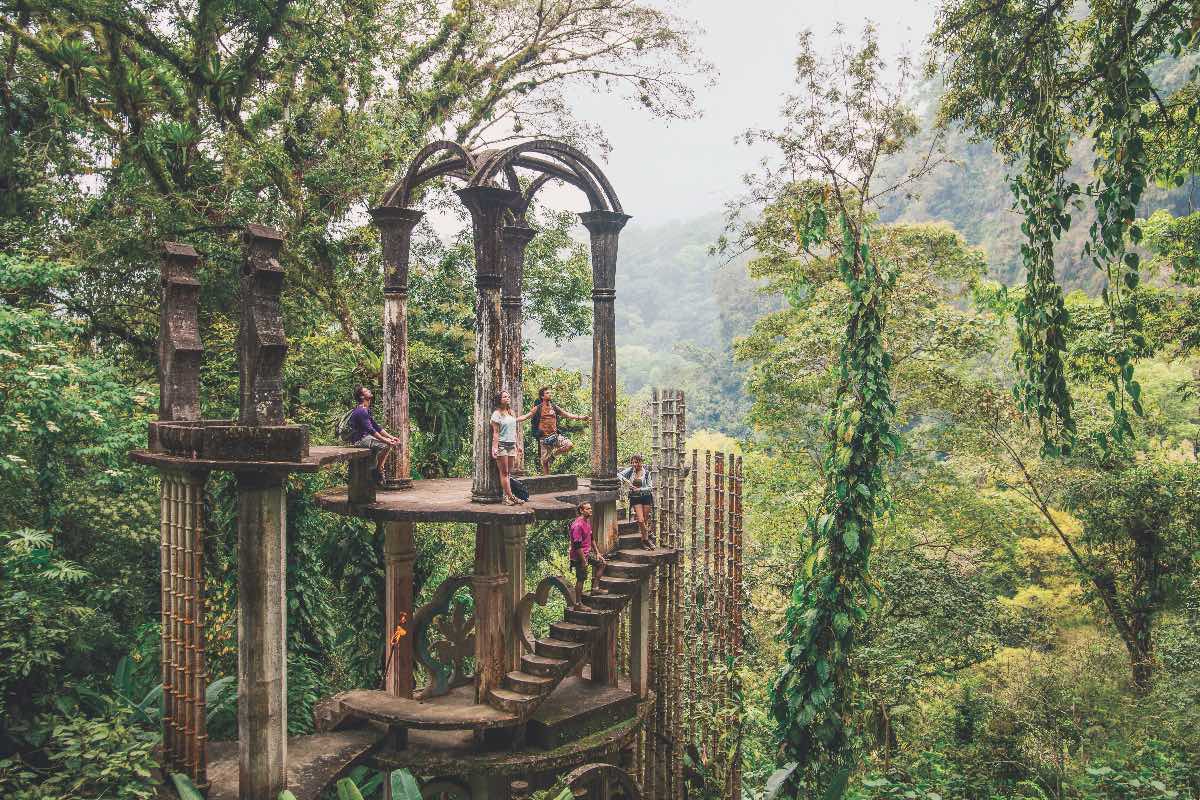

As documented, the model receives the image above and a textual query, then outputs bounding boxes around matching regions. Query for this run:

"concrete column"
[629,580,650,698]
[500,525,526,672]
[578,211,630,491]
[370,207,424,489]
[472,524,510,701]
[590,499,619,686]
[458,186,520,503]
[236,472,288,800]
[383,522,416,697]
[501,224,536,469]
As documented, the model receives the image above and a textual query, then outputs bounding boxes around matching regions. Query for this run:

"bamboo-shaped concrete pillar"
[459,186,520,503]
[236,225,289,800]
[579,210,630,491]
[371,206,424,489]
[157,243,209,788]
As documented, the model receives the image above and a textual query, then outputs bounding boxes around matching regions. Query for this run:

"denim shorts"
[498,441,517,454]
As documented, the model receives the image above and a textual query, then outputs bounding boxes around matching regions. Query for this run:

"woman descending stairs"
[487,520,676,717]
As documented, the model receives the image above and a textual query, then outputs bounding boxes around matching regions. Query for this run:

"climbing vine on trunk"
[770,214,900,791]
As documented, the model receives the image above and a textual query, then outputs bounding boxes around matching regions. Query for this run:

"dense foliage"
[3,0,1200,798]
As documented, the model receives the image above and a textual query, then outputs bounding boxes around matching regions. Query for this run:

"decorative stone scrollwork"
[560,763,642,800]
[514,575,575,653]
[413,575,475,699]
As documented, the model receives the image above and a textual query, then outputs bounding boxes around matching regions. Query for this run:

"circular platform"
[314,476,618,524]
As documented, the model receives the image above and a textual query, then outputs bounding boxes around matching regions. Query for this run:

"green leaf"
[171,774,205,800]
[337,778,366,800]
[389,769,423,800]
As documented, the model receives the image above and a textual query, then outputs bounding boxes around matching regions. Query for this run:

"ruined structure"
[131,139,761,800]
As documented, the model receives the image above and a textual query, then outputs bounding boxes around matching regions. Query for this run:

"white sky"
[555,0,940,225]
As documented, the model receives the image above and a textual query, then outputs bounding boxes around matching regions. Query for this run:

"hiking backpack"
[335,409,356,443]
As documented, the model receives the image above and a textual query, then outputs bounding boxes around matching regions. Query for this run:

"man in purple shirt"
[350,385,401,484]
[569,502,606,609]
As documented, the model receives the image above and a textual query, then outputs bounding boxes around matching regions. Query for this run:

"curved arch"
[510,171,557,223]
[382,140,478,207]
[560,763,642,800]
[473,140,622,213]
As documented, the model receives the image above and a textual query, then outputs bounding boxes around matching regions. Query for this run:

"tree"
[932,0,1200,449]
[0,0,711,353]
[724,24,949,792]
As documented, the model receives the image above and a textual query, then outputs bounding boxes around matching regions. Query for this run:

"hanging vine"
[1010,103,1078,454]
[1007,15,1078,455]
[770,212,899,792]
[1086,0,1152,444]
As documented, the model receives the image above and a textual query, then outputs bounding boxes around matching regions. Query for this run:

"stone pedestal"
[236,473,288,800]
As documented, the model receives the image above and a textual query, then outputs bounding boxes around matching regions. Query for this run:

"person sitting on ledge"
[348,385,400,484]
[570,502,606,610]
[491,390,533,505]
[529,386,590,475]
[619,454,654,548]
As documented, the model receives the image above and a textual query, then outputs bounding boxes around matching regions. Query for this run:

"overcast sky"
[557,0,940,225]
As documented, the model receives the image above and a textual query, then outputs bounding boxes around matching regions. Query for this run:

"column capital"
[369,205,424,232]
[371,206,424,295]
[578,209,631,235]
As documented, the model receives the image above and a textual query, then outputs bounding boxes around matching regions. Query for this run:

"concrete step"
[604,560,653,579]
[549,621,600,643]
[535,637,588,660]
[581,591,628,612]
[489,687,538,715]
[614,547,677,566]
[565,607,613,626]
[618,532,647,549]
[597,575,639,596]
[521,653,571,678]
[505,670,556,696]
[618,520,641,534]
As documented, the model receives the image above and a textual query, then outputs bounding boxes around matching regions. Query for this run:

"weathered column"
[500,525,526,672]
[236,471,288,800]
[458,186,520,503]
[578,211,630,491]
[472,524,510,701]
[238,225,287,427]
[629,580,650,698]
[590,500,619,686]
[371,207,424,489]
[383,522,416,697]
[235,224,290,800]
[500,224,537,460]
